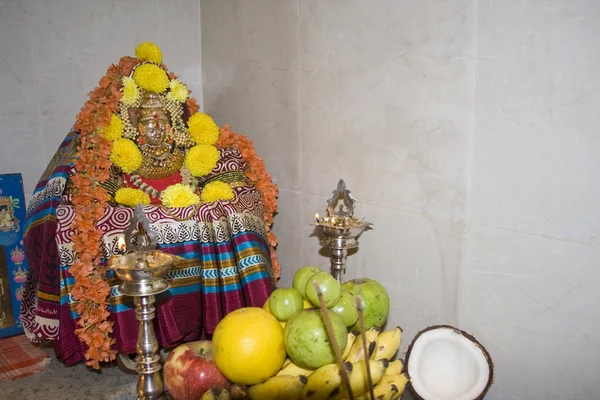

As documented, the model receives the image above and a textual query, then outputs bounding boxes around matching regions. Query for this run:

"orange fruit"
[212,307,286,385]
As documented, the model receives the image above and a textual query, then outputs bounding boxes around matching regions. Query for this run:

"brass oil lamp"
[314,179,372,283]
[108,206,179,400]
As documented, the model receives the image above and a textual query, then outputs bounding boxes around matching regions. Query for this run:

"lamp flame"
[116,236,127,254]
[315,213,320,223]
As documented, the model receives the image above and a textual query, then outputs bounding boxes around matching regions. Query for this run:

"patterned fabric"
[21,132,78,343]
[21,132,276,365]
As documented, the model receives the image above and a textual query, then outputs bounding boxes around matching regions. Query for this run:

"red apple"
[164,341,230,400]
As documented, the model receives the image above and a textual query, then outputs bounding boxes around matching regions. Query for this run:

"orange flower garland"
[216,125,281,279]
[70,53,281,369]
[71,56,139,369]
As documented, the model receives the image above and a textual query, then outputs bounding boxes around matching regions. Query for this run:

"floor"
[0,350,138,400]
[0,350,414,400]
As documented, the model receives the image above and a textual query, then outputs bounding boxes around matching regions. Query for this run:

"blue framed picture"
[0,173,28,338]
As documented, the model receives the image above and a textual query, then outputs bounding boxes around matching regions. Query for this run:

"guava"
[342,278,390,332]
[283,309,348,369]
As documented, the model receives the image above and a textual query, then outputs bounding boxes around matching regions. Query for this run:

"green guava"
[283,309,348,369]
[342,278,390,333]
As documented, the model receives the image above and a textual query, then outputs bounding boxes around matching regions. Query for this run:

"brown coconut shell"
[404,325,494,400]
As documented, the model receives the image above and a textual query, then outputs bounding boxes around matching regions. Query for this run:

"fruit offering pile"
[164,267,408,400]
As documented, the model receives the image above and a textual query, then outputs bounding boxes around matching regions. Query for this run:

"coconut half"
[405,325,493,400]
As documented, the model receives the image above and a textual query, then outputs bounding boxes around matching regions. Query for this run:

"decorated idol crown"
[95,42,220,176]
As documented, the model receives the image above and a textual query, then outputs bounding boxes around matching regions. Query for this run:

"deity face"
[137,109,171,147]
[143,118,167,146]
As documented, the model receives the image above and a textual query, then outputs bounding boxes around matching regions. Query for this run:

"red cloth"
[0,334,51,382]
[122,173,183,204]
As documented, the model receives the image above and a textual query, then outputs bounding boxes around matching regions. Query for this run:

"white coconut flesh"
[407,327,491,400]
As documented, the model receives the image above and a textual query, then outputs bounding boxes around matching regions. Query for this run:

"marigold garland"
[68,44,282,369]
[188,113,220,145]
[115,188,150,207]
[161,184,200,207]
[132,63,170,93]
[110,138,143,174]
[167,79,189,103]
[121,76,140,106]
[186,97,200,115]
[102,114,123,141]
[201,181,235,203]
[135,42,162,64]
[184,144,220,177]
[216,125,281,279]
[71,55,139,369]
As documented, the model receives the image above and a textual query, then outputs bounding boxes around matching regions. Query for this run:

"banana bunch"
[248,375,308,400]
[244,326,405,399]
[298,362,352,400]
[345,326,402,363]
[329,359,389,400]
[355,373,409,400]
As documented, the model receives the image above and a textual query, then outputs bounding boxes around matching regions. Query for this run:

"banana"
[386,373,410,400]
[344,328,379,363]
[276,359,315,377]
[371,326,402,361]
[200,386,231,400]
[248,374,308,400]
[355,373,410,400]
[342,331,357,360]
[299,361,352,400]
[330,359,389,400]
[384,359,404,376]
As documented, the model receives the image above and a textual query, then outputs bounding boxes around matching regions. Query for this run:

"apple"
[305,271,341,308]
[284,309,348,369]
[330,289,359,327]
[164,341,230,400]
[342,278,390,333]
[292,266,322,298]
[269,287,304,321]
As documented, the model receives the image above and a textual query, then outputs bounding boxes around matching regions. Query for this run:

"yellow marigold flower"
[161,184,199,208]
[166,79,189,103]
[115,188,150,207]
[132,63,170,93]
[102,114,124,141]
[187,113,220,145]
[134,42,162,64]
[200,181,234,203]
[121,76,140,106]
[110,138,142,174]
[184,144,220,177]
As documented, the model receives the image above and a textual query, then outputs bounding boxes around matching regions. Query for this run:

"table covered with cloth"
[20,132,276,365]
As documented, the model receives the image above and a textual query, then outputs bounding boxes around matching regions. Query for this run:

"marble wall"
[0,0,202,200]
[462,1,600,399]
[1,0,598,398]
[201,1,600,399]
[201,0,475,360]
